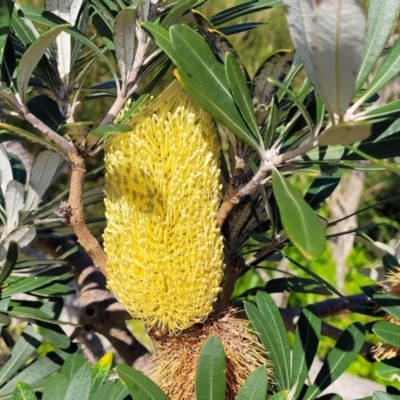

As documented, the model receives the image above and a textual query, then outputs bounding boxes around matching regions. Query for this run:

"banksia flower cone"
[103,89,224,333]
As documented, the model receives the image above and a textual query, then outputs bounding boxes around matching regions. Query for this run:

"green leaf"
[264,277,331,295]
[115,364,169,400]
[17,23,70,98]
[7,306,72,325]
[90,381,129,400]
[60,353,86,382]
[304,323,365,400]
[225,52,261,144]
[22,150,62,214]
[5,180,23,233]
[236,365,267,400]
[0,142,13,195]
[211,0,281,26]
[143,22,259,150]
[356,0,400,92]
[267,391,289,400]
[312,0,366,116]
[244,300,289,390]
[361,33,400,104]
[291,307,321,398]
[374,321,400,348]
[0,241,18,284]
[373,393,400,400]
[89,124,132,138]
[374,294,400,321]
[318,122,371,146]
[91,353,113,393]
[64,363,91,400]
[18,6,119,86]
[114,6,138,88]
[170,24,259,149]
[43,374,69,400]
[0,345,77,395]
[2,276,59,297]
[376,357,400,381]
[12,382,37,400]
[36,321,70,349]
[272,169,326,259]
[0,0,13,60]
[195,336,226,400]
[161,0,198,29]
[0,123,67,158]
[0,325,43,387]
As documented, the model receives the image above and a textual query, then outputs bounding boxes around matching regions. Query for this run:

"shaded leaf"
[5,180,24,233]
[374,294,400,321]
[376,357,400,381]
[0,241,18,284]
[304,323,365,400]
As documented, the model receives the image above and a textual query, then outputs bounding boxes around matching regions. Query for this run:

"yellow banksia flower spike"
[103,88,224,333]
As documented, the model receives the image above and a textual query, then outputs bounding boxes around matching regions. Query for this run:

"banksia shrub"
[103,89,224,333]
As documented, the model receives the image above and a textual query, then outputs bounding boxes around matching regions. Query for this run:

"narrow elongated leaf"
[374,294,400,321]
[376,357,400,381]
[2,276,59,297]
[266,390,289,400]
[91,353,113,393]
[225,52,261,144]
[17,23,70,98]
[5,180,24,233]
[22,151,62,213]
[37,321,70,349]
[0,241,18,283]
[113,6,138,88]
[161,0,198,28]
[43,374,69,400]
[8,306,72,325]
[373,392,399,400]
[143,22,259,149]
[356,0,400,92]
[115,364,169,400]
[272,169,326,259]
[45,0,82,87]
[374,321,400,348]
[304,323,365,400]
[195,336,226,400]
[12,382,37,400]
[0,123,67,157]
[362,34,400,103]
[64,363,92,400]
[244,302,289,391]
[236,365,268,400]
[176,69,259,150]
[312,0,366,116]
[282,0,321,98]
[318,122,371,146]
[60,353,86,382]
[252,51,293,106]
[0,0,13,61]
[264,277,331,295]
[0,142,13,195]
[89,124,132,137]
[0,226,36,262]
[90,381,129,400]
[0,325,43,387]
[291,307,321,398]
[0,345,77,395]
[18,6,119,86]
